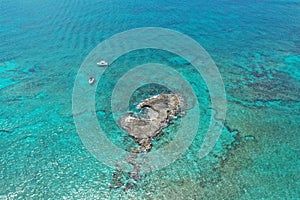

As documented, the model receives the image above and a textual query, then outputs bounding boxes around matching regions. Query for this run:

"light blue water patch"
[0,60,20,90]
[280,55,300,80]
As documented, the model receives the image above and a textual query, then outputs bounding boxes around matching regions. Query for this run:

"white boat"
[97,60,109,67]
[88,77,95,85]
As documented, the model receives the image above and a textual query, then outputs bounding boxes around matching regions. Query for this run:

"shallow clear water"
[0,0,299,199]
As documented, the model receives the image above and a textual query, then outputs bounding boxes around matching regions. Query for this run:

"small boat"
[97,60,109,67]
[89,77,95,85]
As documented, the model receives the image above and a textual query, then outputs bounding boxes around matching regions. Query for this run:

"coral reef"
[115,93,185,188]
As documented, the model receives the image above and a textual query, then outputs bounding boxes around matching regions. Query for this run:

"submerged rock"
[244,135,255,141]
[120,93,184,151]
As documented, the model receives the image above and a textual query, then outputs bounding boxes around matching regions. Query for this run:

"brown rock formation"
[120,93,184,151]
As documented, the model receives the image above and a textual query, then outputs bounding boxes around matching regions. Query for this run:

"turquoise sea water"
[1,0,300,199]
